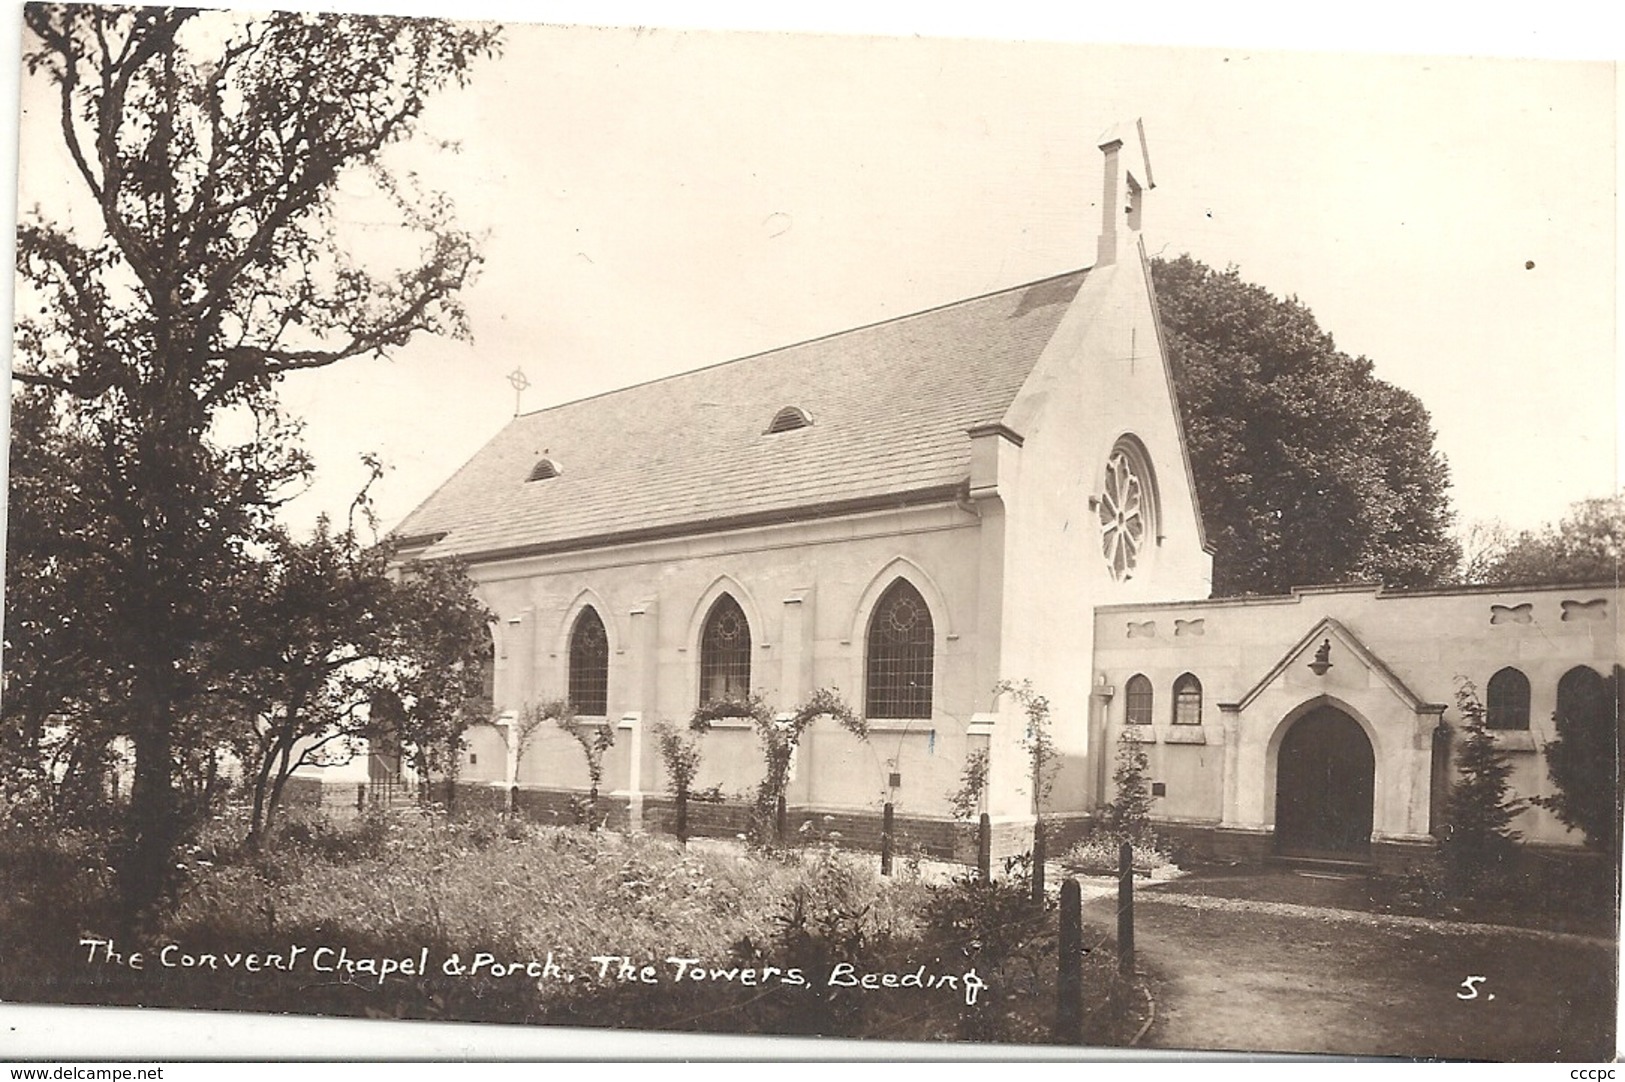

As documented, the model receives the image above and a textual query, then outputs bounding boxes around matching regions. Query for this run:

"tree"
[1465,495,1623,586]
[1533,667,1622,856]
[1441,682,1525,895]
[224,489,493,847]
[653,720,705,844]
[13,7,498,918]
[1151,255,1460,596]
[1,389,117,818]
[1105,728,1154,840]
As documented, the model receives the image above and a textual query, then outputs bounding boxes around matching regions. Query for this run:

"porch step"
[1267,853,1375,876]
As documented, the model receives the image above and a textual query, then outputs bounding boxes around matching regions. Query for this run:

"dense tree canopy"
[8,5,500,920]
[1152,255,1460,597]
[224,488,493,846]
[1464,495,1622,586]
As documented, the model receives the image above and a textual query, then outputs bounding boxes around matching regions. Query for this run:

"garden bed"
[0,806,1147,1047]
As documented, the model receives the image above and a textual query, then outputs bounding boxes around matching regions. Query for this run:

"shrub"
[1105,729,1154,839]
[1062,831,1178,878]
[1441,682,1524,897]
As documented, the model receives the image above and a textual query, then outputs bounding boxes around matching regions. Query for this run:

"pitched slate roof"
[394,269,1089,560]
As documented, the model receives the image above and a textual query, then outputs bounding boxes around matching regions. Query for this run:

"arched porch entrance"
[1274,705,1375,857]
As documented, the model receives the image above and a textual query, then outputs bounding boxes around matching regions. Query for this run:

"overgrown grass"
[1,806,1144,1044]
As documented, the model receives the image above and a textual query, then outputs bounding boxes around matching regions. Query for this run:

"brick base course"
[277,781,1608,883]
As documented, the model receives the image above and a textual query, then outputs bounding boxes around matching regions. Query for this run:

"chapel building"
[391,127,1620,867]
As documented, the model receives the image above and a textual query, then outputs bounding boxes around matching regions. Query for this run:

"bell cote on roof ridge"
[1095,118,1154,269]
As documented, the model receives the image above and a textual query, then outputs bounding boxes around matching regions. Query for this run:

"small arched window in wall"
[1557,665,1609,730]
[865,579,935,719]
[699,594,752,704]
[1485,667,1530,731]
[1125,674,1153,725]
[568,607,610,716]
[1172,673,1202,725]
[1099,437,1159,583]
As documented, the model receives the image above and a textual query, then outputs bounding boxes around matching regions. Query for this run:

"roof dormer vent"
[527,457,562,482]
[766,405,813,434]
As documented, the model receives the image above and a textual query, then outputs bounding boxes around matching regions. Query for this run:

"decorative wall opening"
[699,594,752,704]
[568,607,609,716]
[1099,437,1158,582]
[1274,705,1374,856]
[1485,667,1530,731]
[1125,674,1153,724]
[864,578,934,719]
[1172,672,1203,725]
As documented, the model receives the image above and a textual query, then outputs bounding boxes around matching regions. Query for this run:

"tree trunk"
[122,701,177,931]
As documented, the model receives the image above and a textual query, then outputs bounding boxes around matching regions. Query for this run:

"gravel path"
[1132,883,1617,949]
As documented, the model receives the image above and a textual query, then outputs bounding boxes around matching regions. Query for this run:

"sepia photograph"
[1,1,1619,1063]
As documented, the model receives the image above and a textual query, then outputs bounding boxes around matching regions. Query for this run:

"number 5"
[1458,976,1486,1000]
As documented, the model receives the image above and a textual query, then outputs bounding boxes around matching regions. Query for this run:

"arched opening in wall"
[1485,667,1531,730]
[864,578,934,719]
[699,593,752,705]
[568,607,609,717]
[1124,674,1153,725]
[1274,705,1374,857]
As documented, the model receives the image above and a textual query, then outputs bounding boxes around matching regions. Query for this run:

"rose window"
[1100,447,1150,581]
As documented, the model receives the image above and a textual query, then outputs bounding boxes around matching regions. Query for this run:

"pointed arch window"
[700,594,752,704]
[568,607,609,716]
[1485,667,1530,731]
[1557,665,1608,728]
[1125,674,1153,725]
[865,579,935,719]
[1172,673,1202,725]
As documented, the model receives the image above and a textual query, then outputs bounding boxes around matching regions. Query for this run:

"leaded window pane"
[865,580,934,719]
[1485,667,1530,731]
[1125,674,1153,725]
[700,594,752,704]
[1173,673,1202,725]
[568,607,609,716]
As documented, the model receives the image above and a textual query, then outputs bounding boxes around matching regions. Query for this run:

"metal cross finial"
[506,367,531,416]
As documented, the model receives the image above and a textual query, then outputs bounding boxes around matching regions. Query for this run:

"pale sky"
[9,2,1622,554]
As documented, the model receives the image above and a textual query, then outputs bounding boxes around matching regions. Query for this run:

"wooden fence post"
[1031,819,1047,902]
[977,813,992,881]
[356,783,366,813]
[881,801,895,876]
[1118,841,1135,976]
[676,791,689,846]
[1056,878,1083,1043]
[776,794,788,844]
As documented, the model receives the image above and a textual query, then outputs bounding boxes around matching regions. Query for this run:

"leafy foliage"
[1152,255,1460,596]
[946,747,990,822]
[1532,667,1622,856]
[1464,495,1623,586]
[653,721,706,844]
[1441,683,1525,896]
[11,5,498,919]
[1105,729,1155,839]
[551,702,615,829]
[691,689,867,847]
[222,468,493,846]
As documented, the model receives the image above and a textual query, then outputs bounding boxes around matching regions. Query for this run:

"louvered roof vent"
[527,457,562,482]
[766,405,813,434]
